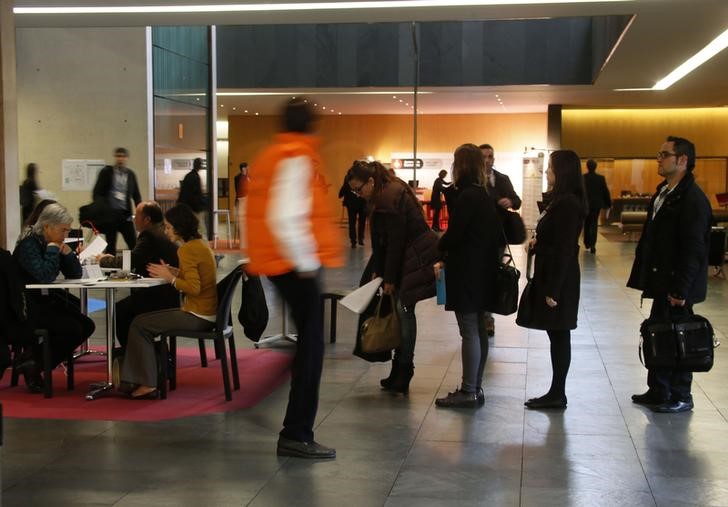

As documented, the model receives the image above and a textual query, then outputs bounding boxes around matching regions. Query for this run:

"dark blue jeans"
[269,271,324,443]
[647,296,693,402]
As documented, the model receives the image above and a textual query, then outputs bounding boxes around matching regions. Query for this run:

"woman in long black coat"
[519,150,587,409]
[435,144,500,408]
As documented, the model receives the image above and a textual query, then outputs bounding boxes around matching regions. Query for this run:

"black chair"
[159,266,243,401]
[10,330,74,398]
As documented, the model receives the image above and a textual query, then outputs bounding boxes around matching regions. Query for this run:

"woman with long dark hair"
[434,144,499,408]
[520,150,588,409]
[347,161,438,395]
[120,203,218,399]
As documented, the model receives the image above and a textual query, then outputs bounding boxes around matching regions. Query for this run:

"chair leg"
[198,339,208,367]
[40,330,52,399]
[10,343,20,387]
[158,336,168,399]
[66,351,74,391]
[228,335,240,390]
[215,339,232,401]
[169,336,177,391]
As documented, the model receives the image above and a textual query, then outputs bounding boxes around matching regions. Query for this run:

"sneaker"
[651,399,694,414]
[277,436,336,459]
[435,387,479,408]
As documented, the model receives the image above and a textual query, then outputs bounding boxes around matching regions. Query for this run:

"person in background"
[120,203,217,399]
[347,161,439,397]
[235,162,251,251]
[434,144,499,408]
[19,163,40,225]
[92,147,142,254]
[520,150,587,410]
[582,159,612,254]
[97,201,180,351]
[479,143,522,337]
[627,136,711,413]
[13,203,95,393]
[339,162,368,248]
[430,169,451,232]
[178,157,207,238]
[245,97,343,459]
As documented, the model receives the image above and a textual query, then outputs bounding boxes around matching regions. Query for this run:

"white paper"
[78,235,108,261]
[122,250,131,272]
[340,277,383,314]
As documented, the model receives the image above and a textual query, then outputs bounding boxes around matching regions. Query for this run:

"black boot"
[380,361,399,390]
[388,362,414,395]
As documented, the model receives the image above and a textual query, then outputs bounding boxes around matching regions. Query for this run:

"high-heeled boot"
[388,362,414,395]
[380,361,399,390]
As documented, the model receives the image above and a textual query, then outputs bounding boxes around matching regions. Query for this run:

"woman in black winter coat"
[347,161,439,395]
[519,150,587,409]
[434,144,500,408]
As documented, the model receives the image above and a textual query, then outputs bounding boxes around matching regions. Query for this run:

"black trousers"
[101,218,137,255]
[647,297,693,401]
[583,208,601,249]
[268,271,324,443]
[432,205,443,231]
[27,292,95,368]
[346,204,366,244]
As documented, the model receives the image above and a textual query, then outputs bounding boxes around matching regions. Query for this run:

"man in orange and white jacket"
[245,98,343,459]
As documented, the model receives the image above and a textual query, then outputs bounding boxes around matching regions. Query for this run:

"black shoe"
[651,399,694,413]
[590,247,596,254]
[631,391,667,407]
[477,387,485,406]
[350,242,356,248]
[22,364,44,394]
[435,387,479,408]
[358,240,364,246]
[130,388,160,400]
[388,362,414,395]
[380,361,399,390]
[277,437,336,459]
[524,394,567,410]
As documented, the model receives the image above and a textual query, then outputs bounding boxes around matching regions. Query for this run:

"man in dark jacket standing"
[92,147,142,254]
[338,165,367,248]
[582,159,612,253]
[430,169,451,232]
[479,143,522,337]
[178,158,207,237]
[627,136,712,413]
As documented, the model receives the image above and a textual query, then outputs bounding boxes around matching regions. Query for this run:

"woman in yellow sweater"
[121,203,218,399]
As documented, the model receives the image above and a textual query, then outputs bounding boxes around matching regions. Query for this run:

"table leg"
[74,288,107,361]
[86,287,115,400]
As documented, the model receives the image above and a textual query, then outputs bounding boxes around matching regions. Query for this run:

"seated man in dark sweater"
[99,201,180,350]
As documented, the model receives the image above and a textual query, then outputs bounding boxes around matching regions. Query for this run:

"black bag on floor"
[640,314,715,372]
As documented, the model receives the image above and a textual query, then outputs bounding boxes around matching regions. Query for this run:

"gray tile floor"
[2,230,728,506]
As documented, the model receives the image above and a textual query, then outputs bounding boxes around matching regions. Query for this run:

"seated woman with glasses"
[13,202,95,393]
[120,203,218,399]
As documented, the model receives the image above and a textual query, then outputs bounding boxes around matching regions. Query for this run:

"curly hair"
[164,203,201,242]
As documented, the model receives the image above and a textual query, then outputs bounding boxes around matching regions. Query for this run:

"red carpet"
[0,348,292,422]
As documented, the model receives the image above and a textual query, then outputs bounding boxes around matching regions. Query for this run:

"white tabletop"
[26,277,167,290]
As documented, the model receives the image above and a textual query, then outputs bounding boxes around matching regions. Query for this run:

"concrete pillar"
[0,1,20,248]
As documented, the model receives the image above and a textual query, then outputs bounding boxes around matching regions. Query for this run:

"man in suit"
[582,159,612,253]
[479,143,522,336]
[98,201,180,351]
[627,136,712,413]
[92,147,142,254]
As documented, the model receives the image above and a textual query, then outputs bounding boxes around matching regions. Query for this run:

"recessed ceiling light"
[244,110,248,113]
[232,107,236,110]
[14,1,630,15]
[255,112,259,116]
[220,104,224,107]
[653,27,728,90]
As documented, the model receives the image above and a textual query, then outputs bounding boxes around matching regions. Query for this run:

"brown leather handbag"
[360,293,401,353]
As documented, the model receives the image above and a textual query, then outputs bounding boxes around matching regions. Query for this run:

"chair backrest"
[215,266,243,331]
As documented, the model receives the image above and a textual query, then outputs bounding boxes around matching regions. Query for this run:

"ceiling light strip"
[14,0,632,15]
[653,27,728,90]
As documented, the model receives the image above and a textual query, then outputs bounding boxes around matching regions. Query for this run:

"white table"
[26,278,166,400]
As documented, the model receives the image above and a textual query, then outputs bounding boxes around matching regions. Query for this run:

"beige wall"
[227,112,547,212]
[1,1,19,248]
[16,27,149,243]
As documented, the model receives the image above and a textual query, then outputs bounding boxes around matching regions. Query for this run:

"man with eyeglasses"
[627,136,712,413]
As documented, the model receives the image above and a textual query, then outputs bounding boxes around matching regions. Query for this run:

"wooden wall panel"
[227,113,547,212]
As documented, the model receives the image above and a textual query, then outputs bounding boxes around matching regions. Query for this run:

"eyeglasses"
[351,181,368,195]
[657,151,677,159]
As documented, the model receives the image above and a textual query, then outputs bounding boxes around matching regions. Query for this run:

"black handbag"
[499,208,527,245]
[515,252,537,328]
[491,249,520,316]
[640,314,716,372]
[238,274,269,342]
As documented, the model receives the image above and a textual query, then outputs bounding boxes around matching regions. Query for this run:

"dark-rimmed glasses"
[657,151,677,159]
